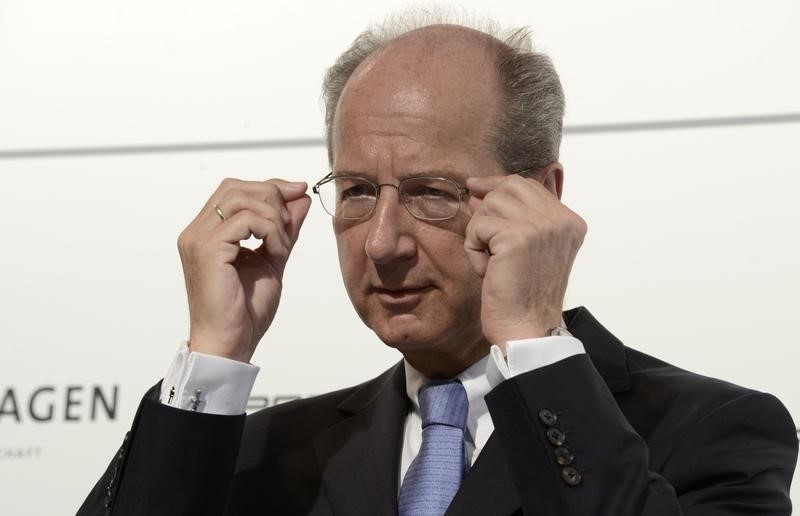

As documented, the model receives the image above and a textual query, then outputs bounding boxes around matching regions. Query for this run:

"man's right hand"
[177,178,312,363]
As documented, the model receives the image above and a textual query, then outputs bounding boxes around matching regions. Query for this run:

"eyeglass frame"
[311,168,537,222]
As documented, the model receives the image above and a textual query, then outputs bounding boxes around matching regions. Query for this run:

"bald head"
[322,16,565,172]
[332,25,504,164]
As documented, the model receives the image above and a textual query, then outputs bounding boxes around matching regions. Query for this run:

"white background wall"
[0,1,797,513]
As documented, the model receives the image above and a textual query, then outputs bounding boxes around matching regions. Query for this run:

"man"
[79,16,797,516]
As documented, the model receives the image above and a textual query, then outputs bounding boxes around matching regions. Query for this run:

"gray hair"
[321,10,565,172]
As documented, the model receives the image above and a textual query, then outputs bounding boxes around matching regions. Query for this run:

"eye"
[422,186,450,198]
[336,180,374,201]
[403,180,459,202]
[341,185,368,198]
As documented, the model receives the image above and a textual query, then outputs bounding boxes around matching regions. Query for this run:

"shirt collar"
[403,355,493,445]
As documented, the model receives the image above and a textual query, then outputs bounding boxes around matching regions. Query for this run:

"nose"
[364,185,417,264]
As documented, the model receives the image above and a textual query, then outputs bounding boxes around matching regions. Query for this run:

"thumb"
[285,194,312,247]
[466,175,506,198]
[274,180,309,201]
[464,244,489,278]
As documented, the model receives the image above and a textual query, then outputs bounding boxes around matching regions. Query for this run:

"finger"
[474,190,535,220]
[464,245,489,278]
[464,214,510,278]
[215,178,307,204]
[465,175,507,198]
[211,191,289,228]
[467,174,548,201]
[260,180,308,216]
[266,179,309,202]
[256,219,292,265]
[470,177,558,220]
[257,181,309,232]
[215,210,291,258]
[254,194,311,265]
[198,178,307,223]
[464,214,508,251]
[210,190,310,263]
[467,195,482,214]
[284,194,312,247]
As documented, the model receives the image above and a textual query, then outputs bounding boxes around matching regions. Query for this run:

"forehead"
[331,26,504,176]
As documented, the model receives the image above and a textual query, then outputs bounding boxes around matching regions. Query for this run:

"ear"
[537,162,564,200]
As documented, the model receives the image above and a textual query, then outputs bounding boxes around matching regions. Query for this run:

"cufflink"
[547,326,572,337]
[189,389,203,411]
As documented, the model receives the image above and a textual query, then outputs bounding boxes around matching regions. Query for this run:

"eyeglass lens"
[316,177,462,220]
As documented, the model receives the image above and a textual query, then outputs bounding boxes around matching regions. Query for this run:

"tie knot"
[418,380,468,430]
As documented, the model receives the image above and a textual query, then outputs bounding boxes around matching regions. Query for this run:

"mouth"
[372,285,434,304]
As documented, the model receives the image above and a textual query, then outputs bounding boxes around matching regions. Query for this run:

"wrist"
[487,319,570,352]
[488,322,558,344]
[188,335,254,364]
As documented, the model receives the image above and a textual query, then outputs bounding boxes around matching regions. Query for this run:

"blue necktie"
[398,380,469,516]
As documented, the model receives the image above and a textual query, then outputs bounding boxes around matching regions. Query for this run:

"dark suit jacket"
[79,307,798,515]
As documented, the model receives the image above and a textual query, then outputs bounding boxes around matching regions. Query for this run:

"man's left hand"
[464,169,587,348]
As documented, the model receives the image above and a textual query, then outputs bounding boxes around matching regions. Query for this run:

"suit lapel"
[446,433,522,516]
[313,362,409,515]
[311,307,628,515]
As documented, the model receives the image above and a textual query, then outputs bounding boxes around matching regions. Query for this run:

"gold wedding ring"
[213,204,226,221]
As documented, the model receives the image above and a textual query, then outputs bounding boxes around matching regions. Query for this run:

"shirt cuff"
[159,342,259,415]
[486,336,586,388]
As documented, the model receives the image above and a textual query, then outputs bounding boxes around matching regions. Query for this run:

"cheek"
[335,226,366,286]
[420,227,478,286]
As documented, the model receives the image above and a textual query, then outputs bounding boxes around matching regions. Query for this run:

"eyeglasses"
[312,173,471,221]
[312,169,536,221]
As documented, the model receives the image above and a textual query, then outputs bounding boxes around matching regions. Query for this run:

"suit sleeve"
[77,384,246,516]
[484,354,798,515]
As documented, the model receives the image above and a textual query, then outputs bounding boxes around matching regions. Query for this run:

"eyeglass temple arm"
[312,172,334,194]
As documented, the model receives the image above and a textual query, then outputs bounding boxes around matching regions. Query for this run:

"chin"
[369,314,442,351]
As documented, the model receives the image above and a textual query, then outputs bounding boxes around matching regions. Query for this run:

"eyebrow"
[332,170,465,181]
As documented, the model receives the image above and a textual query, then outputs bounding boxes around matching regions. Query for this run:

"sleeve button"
[538,408,558,426]
[554,446,574,466]
[561,466,582,486]
[546,427,566,446]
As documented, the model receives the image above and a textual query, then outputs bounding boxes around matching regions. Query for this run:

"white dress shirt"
[399,336,584,486]
[159,335,585,488]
